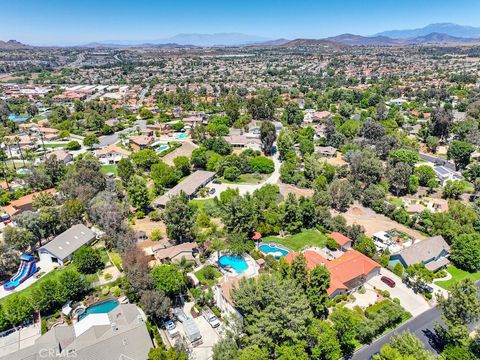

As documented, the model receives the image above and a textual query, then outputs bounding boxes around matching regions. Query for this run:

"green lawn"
[44,143,67,149]
[221,173,269,184]
[263,229,327,251]
[0,263,75,303]
[436,265,480,290]
[100,164,117,175]
[191,198,216,209]
[194,265,222,286]
[108,251,123,272]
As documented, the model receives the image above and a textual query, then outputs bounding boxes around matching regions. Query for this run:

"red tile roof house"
[285,249,381,298]
[328,232,353,251]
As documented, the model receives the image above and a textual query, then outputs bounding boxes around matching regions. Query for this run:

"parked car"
[202,307,220,328]
[173,308,188,323]
[209,188,216,194]
[163,319,178,337]
[381,276,396,288]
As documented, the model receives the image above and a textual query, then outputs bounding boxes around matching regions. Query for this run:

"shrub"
[135,210,145,219]
[101,287,110,296]
[326,237,339,251]
[150,229,162,241]
[104,273,113,280]
[249,156,275,174]
[211,306,221,318]
[65,141,81,150]
[223,166,241,181]
[393,263,404,277]
[149,210,162,221]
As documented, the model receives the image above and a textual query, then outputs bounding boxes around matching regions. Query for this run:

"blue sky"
[3,0,480,45]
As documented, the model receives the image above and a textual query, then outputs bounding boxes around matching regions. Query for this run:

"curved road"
[352,281,480,360]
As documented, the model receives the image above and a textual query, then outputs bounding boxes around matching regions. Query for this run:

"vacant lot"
[161,142,196,166]
[333,202,426,239]
[263,229,327,251]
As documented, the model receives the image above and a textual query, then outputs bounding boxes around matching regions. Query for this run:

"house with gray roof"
[38,224,96,267]
[152,170,215,208]
[2,304,152,360]
[389,235,450,271]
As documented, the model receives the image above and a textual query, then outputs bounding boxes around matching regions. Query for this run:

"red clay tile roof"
[251,232,262,241]
[284,250,328,270]
[329,232,352,247]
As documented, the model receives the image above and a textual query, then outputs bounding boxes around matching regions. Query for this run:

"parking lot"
[367,269,431,317]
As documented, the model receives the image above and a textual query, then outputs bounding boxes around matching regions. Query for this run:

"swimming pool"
[219,255,248,273]
[176,133,187,139]
[157,145,170,152]
[78,299,119,320]
[259,244,289,259]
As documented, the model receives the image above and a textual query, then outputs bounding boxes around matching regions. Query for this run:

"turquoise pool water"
[176,133,187,139]
[79,299,119,320]
[219,255,248,273]
[157,145,169,152]
[259,244,289,259]
[8,114,30,123]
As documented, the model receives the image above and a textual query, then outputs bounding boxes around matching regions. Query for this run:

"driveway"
[181,302,220,360]
[367,269,431,317]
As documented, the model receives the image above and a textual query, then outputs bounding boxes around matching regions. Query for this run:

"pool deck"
[206,252,258,280]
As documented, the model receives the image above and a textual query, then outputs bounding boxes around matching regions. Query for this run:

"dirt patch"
[162,142,197,166]
[132,217,165,237]
[324,153,347,167]
[278,183,314,198]
[333,202,426,240]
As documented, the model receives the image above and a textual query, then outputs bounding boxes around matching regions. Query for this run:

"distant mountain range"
[0,40,31,49]
[323,32,480,46]
[3,24,480,50]
[376,23,480,39]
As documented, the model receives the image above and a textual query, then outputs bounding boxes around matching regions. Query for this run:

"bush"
[150,229,162,241]
[211,306,221,318]
[149,210,162,221]
[326,237,339,251]
[104,273,113,281]
[223,166,241,181]
[393,263,404,277]
[249,156,275,174]
[65,141,81,150]
[135,210,145,219]
[101,287,110,296]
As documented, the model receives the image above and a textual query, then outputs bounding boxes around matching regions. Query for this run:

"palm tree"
[0,151,11,191]
[38,133,47,159]
[3,138,16,171]
[14,136,26,168]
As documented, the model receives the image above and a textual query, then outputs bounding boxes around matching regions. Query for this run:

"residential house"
[37,224,96,266]
[47,149,73,164]
[129,135,153,151]
[285,249,381,298]
[2,304,152,360]
[152,170,216,208]
[328,232,352,251]
[3,188,57,216]
[433,166,463,186]
[152,242,198,263]
[95,144,131,164]
[214,277,243,321]
[389,235,450,271]
[316,146,337,157]
[223,135,262,150]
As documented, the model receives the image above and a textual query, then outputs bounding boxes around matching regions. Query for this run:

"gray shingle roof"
[39,224,96,261]
[396,235,450,266]
[153,170,215,207]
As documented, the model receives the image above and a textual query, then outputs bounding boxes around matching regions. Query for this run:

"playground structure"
[3,254,37,291]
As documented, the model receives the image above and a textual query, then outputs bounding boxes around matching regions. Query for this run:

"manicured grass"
[100,164,117,175]
[263,229,327,251]
[0,263,76,303]
[44,143,67,149]
[194,265,222,286]
[436,265,480,290]
[221,173,269,184]
[191,198,216,209]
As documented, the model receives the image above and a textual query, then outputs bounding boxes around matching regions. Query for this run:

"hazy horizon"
[3,0,480,45]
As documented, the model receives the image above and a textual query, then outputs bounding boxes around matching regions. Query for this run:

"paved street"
[352,281,480,359]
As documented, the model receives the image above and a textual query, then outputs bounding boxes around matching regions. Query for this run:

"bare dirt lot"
[162,142,197,166]
[332,202,426,239]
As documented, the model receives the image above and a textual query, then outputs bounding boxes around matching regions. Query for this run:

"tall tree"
[260,121,276,156]
[307,265,331,318]
[162,192,196,244]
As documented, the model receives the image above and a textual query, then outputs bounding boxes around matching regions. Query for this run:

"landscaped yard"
[436,265,480,290]
[194,265,222,286]
[100,164,117,175]
[221,173,269,184]
[263,229,327,251]
[44,143,67,148]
